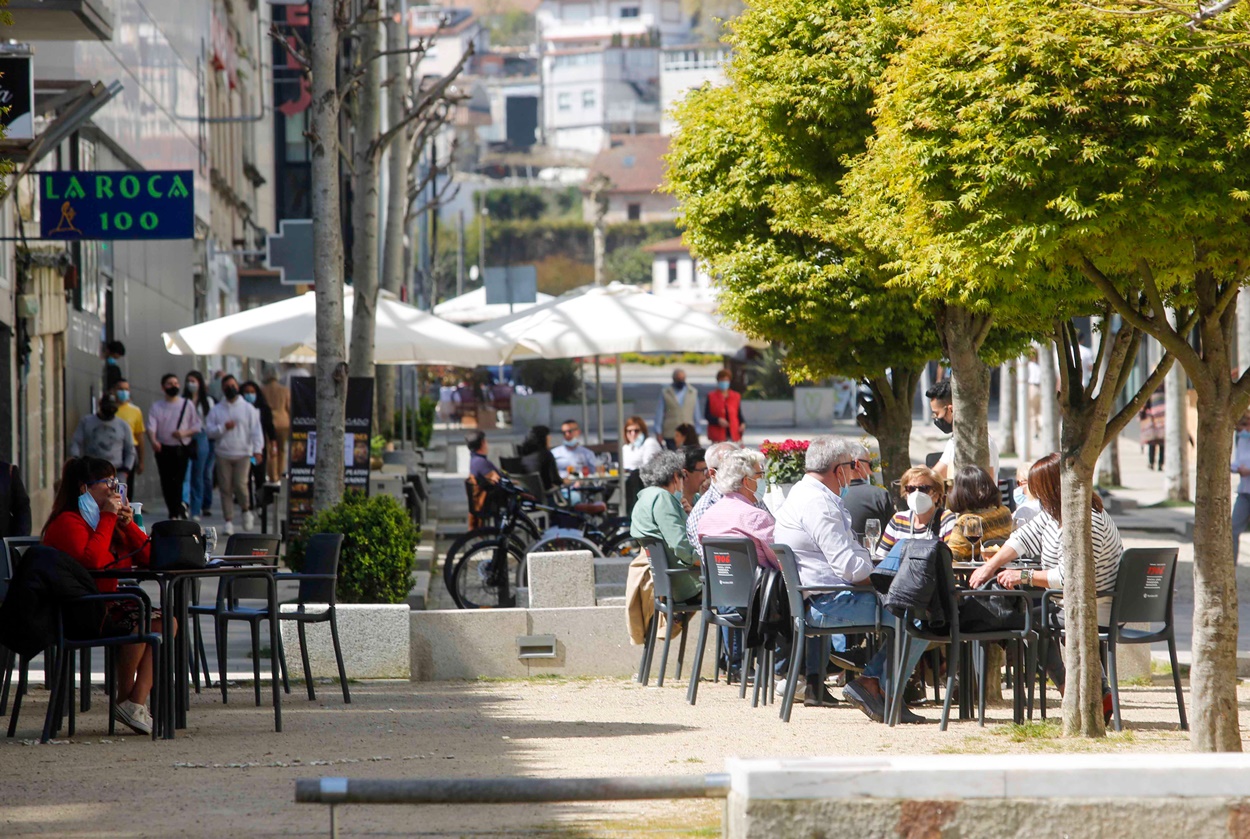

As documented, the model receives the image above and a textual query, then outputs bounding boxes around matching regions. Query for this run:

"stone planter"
[763,482,796,516]
[280,603,410,680]
[794,387,836,427]
[741,399,796,427]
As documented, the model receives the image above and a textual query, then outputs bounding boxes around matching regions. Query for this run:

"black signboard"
[40,170,195,241]
[287,376,375,533]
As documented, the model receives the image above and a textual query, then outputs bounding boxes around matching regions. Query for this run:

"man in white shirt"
[205,374,264,534]
[550,419,597,477]
[927,378,1000,480]
[775,435,928,723]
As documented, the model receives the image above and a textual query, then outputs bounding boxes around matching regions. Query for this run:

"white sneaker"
[192,515,202,523]
[243,510,255,531]
[223,520,235,536]
[114,700,152,736]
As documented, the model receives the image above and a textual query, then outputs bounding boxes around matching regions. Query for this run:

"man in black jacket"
[0,460,31,539]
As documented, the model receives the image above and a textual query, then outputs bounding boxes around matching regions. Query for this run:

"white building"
[409,5,490,81]
[537,0,694,49]
[645,236,716,311]
[545,46,660,153]
[583,134,675,222]
[660,44,729,134]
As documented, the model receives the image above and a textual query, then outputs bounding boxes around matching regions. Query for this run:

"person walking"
[205,374,264,535]
[654,369,703,450]
[262,373,291,482]
[181,371,215,520]
[240,380,277,514]
[147,373,201,519]
[111,378,145,499]
[1231,412,1250,561]
[1139,388,1166,470]
[0,459,32,539]
[102,340,126,391]
[70,392,136,488]
[704,368,745,444]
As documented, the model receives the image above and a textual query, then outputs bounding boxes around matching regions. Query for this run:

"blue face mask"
[1239,430,1250,442]
[564,436,581,448]
[243,393,257,404]
[1013,486,1029,506]
[78,491,101,530]
[106,357,118,366]
[116,390,130,403]
[717,380,731,392]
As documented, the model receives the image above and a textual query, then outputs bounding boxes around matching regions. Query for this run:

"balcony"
[8,0,114,41]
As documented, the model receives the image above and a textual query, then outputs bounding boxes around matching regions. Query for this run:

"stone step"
[594,555,633,585]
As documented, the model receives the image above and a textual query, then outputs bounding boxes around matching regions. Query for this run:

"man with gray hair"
[686,441,743,552]
[775,435,928,723]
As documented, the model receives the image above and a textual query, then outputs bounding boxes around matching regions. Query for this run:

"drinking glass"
[203,526,218,561]
[962,516,983,562]
[865,519,882,552]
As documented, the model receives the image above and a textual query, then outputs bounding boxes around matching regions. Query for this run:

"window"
[627,203,641,221]
[619,6,640,17]
[557,92,572,111]
[582,89,596,109]
[284,109,310,163]
[667,259,678,284]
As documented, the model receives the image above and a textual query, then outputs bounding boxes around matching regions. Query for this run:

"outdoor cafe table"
[91,560,281,740]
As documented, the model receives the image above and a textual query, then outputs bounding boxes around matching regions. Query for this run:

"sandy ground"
[0,673,1214,838]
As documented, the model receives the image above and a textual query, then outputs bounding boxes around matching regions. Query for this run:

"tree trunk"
[1039,348,1060,453]
[939,306,992,474]
[310,0,347,512]
[1000,361,1017,458]
[1190,391,1242,751]
[347,4,383,381]
[375,0,411,439]
[1165,313,1190,502]
[858,365,918,495]
[1058,442,1105,737]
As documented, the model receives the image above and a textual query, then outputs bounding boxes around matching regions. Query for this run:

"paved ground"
[0,673,1213,838]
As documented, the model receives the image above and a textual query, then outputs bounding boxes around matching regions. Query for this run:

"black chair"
[635,538,701,688]
[216,533,351,704]
[499,456,525,474]
[885,548,1034,729]
[189,533,281,696]
[686,538,765,706]
[0,537,41,718]
[773,543,892,723]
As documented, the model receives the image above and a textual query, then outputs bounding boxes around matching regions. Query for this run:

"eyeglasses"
[561,427,579,436]
[625,427,641,435]
[90,477,119,491]
[904,484,937,495]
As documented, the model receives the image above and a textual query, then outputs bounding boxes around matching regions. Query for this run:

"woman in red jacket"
[705,368,745,443]
[42,456,160,735]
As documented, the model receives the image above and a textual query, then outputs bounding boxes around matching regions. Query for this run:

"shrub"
[515,358,581,403]
[287,491,419,604]
[394,396,438,448]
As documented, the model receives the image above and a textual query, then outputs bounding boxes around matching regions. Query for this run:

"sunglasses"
[625,427,641,434]
[904,484,937,495]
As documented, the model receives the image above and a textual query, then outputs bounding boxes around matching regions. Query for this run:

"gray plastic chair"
[685,538,763,706]
[636,538,701,688]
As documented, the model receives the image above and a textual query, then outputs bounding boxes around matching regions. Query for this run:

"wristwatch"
[1021,569,1033,588]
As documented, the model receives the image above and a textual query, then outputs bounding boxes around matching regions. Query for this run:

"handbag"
[149,519,206,570]
[959,580,1027,632]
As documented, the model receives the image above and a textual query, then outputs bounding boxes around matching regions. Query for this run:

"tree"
[377,0,409,438]
[856,0,1250,748]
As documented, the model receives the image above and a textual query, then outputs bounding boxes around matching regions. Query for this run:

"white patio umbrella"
[432,286,555,325]
[162,288,507,366]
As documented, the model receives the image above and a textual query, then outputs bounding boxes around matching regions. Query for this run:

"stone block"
[410,608,529,681]
[793,387,835,426]
[740,399,795,427]
[280,603,410,680]
[527,550,596,608]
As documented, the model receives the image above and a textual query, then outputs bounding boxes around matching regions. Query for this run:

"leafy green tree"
[857,0,1249,748]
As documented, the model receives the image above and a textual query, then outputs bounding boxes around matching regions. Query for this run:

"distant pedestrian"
[148,373,201,520]
[111,378,145,499]
[103,340,126,391]
[262,373,291,482]
[205,375,264,535]
[655,369,703,450]
[70,393,136,486]
[705,369,745,443]
[1139,388,1165,470]
[181,371,215,520]
[1231,412,1250,561]
[207,369,226,404]
[0,459,32,538]
[240,380,277,511]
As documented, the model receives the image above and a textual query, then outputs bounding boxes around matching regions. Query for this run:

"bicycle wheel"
[601,530,642,559]
[442,528,529,607]
[451,538,525,609]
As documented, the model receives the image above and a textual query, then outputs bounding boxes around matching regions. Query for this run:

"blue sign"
[40,170,194,241]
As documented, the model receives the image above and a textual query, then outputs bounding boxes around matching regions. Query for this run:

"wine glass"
[203,526,218,561]
[865,519,882,553]
[962,516,983,562]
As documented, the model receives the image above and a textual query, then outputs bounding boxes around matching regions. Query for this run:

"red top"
[42,511,151,592]
[706,389,743,443]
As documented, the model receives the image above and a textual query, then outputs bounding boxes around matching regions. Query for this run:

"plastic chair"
[685,538,764,706]
[635,538,701,688]
[0,537,41,718]
[772,543,891,723]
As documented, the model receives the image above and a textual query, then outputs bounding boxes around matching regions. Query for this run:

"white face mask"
[907,490,935,516]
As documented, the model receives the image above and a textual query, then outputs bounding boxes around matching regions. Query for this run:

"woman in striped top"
[970,453,1122,716]
[875,466,956,558]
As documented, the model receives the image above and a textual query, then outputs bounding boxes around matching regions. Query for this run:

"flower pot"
[763,482,796,515]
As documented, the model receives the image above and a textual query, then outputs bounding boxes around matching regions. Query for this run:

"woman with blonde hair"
[875,465,956,557]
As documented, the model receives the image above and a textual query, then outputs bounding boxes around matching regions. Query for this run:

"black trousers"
[155,446,190,519]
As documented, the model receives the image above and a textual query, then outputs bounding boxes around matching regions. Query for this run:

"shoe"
[803,679,842,708]
[829,652,864,674]
[243,510,255,531]
[895,704,927,725]
[202,508,213,517]
[842,678,886,723]
[904,674,928,706]
[223,520,235,536]
[192,515,202,523]
[114,700,152,736]
[1104,691,1114,726]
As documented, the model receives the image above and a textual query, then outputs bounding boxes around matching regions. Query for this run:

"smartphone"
[118,481,128,506]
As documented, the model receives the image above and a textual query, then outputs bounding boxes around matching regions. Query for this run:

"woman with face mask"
[240,381,277,515]
[629,450,701,605]
[42,456,161,735]
[874,466,956,558]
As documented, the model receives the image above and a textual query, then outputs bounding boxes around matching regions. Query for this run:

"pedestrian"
[0,458,32,538]
[147,373,201,519]
[111,378,145,500]
[207,369,226,404]
[262,373,291,482]
[927,378,1000,480]
[1139,388,1165,470]
[70,392,136,487]
[704,368,745,443]
[205,374,264,535]
[1231,412,1250,561]
[103,340,126,391]
[655,369,703,450]
[181,371,215,521]
[1027,347,1042,438]
[240,380,277,512]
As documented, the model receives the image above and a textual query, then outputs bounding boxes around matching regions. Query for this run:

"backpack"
[0,545,103,656]
[149,519,206,571]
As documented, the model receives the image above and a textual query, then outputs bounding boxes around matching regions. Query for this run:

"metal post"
[456,209,465,298]
[399,364,407,447]
[329,804,338,839]
[616,358,625,502]
[580,358,589,436]
[595,355,603,444]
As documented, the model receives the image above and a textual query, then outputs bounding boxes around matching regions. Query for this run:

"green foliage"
[394,396,437,448]
[369,434,387,458]
[604,244,652,285]
[619,352,723,366]
[515,358,582,403]
[483,187,548,221]
[288,491,418,604]
[485,9,535,47]
[744,346,797,400]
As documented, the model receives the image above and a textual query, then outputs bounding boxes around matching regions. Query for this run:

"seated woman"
[629,450,700,604]
[673,423,700,449]
[695,449,778,569]
[517,425,562,498]
[42,457,159,736]
[876,465,956,557]
[621,415,663,472]
[970,452,1123,721]
[945,465,1013,561]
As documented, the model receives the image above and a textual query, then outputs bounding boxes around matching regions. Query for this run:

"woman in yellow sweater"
[946,465,1013,561]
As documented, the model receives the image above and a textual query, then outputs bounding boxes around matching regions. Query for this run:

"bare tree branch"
[269,23,312,72]
[373,42,474,155]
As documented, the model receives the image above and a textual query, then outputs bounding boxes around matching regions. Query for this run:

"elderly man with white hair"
[695,449,777,569]
[774,435,928,723]
[686,441,743,553]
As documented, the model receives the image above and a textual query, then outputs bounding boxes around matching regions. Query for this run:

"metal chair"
[773,543,891,723]
[1,537,44,723]
[635,538,701,688]
[685,538,764,706]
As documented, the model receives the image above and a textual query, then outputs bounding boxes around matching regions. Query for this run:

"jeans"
[182,431,212,516]
[805,591,926,685]
[1234,492,1250,561]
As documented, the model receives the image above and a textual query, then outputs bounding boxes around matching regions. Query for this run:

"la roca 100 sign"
[40,170,195,241]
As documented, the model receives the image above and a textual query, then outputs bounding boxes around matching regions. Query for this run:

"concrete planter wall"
[793,387,836,427]
[511,392,552,434]
[741,399,795,427]
[280,603,410,680]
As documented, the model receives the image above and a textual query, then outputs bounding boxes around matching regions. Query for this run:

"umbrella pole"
[399,366,407,447]
[595,355,603,444]
[616,356,625,504]
[580,358,589,439]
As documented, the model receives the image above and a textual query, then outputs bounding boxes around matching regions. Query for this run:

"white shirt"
[1027,360,1041,387]
[774,474,875,590]
[1079,343,1096,387]
[551,442,597,475]
[938,432,1001,479]
[621,435,662,471]
[205,397,265,459]
[1232,432,1250,495]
